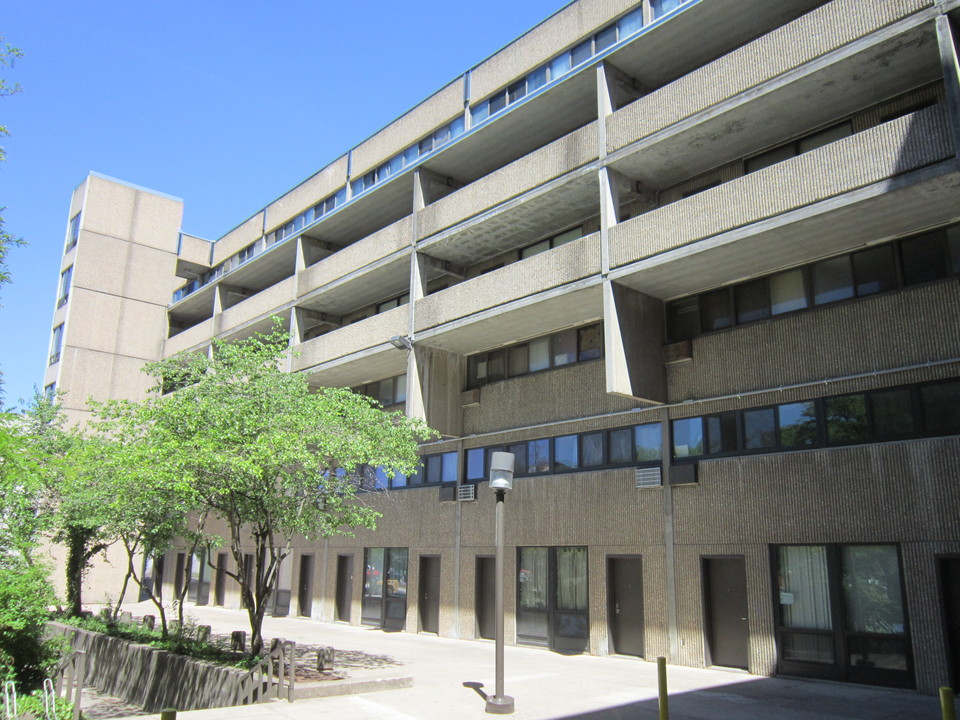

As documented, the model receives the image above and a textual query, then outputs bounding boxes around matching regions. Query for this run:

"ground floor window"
[517,546,588,652]
[775,544,912,688]
[362,547,408,630]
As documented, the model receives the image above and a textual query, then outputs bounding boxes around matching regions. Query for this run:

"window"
[57,266,73,308]
[528,439,550,474]
[743,408,776,450]
[66,212,81,251]
[466,449,485,482]
[735,279,770,324]
[672,417,704,458]
[700,289,733,332]
[921,379,960,435]
[635,423,663,462]
[825,394,868,444]
[554,435,579,473]
[354,375,406,407]
[706,412,738,454]
[769,269,807,315]
[778,402,818,448]
[43,383,56,401]
[870,388,915,439]
[520,226,582,259]
[49,324,64,365]
[581,432,604,468]
[812,256,854,305]
[852,246,896,297]
[746,122,852,174]
[901,232,950,286]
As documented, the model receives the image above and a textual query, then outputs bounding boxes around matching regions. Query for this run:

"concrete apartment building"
[43,0,960,694]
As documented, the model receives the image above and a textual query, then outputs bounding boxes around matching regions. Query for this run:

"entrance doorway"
[607,556,644,658]
[703,556,749,670]
[940,557,960,690]
[362,548,409,631]
[298,555,314,617]
[418,555,441,634]
[214,552,228,606]
[476,556,495,640]
[335,555,353,623]
[517,546,588,653]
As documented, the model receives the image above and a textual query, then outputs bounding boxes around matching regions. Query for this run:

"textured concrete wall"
[417,123,599,239]
[264,156,350,233]
[178,233,212,267]
[470,0,637,102]
[610,106,952,268]
[216,277,295,334]
[82,176,182,253]
[606,0,929,152]
[211,212,265,265]
[297,217,412,296]
[351,80,465,179]
[414,233,601,331]
[668,280,960,401]
[463,359,638,435]
[164,318,213,356]
[291,306,410,371]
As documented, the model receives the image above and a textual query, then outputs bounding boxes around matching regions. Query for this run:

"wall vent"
[457,484,478,501]
[635,467,662,488]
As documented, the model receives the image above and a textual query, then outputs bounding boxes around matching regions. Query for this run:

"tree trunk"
[65,526,88,617]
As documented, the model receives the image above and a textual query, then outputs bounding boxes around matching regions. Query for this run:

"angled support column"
[602,280,666,403]
[936,14,960,154]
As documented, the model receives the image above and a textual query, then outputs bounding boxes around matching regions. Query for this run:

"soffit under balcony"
[221,241,298,293]
[416,281,604,355]
[608,0,830,90]
[608,23,939,190]
[424,73,597,184]
[303,345,409,391]
[168,282,215,324]
[611,163,960,300]
[419,173,604,267]
[298,250,412,316]
[302,175,414,246]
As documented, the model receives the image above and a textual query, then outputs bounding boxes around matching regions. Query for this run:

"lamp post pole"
[486,453,515,715]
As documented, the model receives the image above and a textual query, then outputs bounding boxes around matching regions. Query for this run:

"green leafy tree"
[0,34,25,299]
[96,325,434,655]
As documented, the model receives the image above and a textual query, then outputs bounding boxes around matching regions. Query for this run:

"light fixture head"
[489,451,515,491]
[389,335,413,351]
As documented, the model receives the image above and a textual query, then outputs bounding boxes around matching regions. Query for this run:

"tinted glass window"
[852,246,897,297]
[594,24,617,52]
[798,122,852,153]
[735,278,770,324]
[700,289,733,332]
[426,455,443,484]
[870,388,915,439]
[508,345,528,377]
[521,240,549,259]
[743,407,776,449]
[901,231,949,285]
[707,413,738,454]
[582,432,604,467]
[527,67,548,93]
[921,380,960,435]
[948,225,960,274]
[779,401,818,448]
[529,337,551,372]
[554,435,579,472]
[826,394,868,444]
[635,423,662,462]
[507,444,527,475]
[528,439,551,473]
[466,449,485,481]
[609,428,633,464]
[812,256,854,305]
[673,417,704,458]
[769,269,807,315]
[488,91,507,115]
[667,297,699,342]
[487,349,506,382]
[745,144,795,173]
[553,330,577,366]
[578,324,603,361]
[571,39,592,66]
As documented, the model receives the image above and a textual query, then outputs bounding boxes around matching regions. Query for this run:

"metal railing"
[233,639,296,705]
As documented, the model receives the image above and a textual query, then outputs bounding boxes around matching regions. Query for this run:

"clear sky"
[0,0,567,409]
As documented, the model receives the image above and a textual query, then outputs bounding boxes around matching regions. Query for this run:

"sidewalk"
[107,602,943,720]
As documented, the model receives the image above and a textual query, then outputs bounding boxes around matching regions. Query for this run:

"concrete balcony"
[298,217,412,316]
[418,123,599,242]
[163,318,212,357]
[215,277,295,336]
[291,305,411,387]
[609,105,956,299]
[606,0,939,189]
[415,234,604,354]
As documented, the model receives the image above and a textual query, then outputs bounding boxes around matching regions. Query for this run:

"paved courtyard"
[99,602,946,720]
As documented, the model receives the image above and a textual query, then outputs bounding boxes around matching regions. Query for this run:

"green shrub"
[0,563,62,691]
[13,691,75,720]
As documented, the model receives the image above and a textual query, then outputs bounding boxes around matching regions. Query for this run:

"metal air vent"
[457,484,478,501]
[635,467,662,488]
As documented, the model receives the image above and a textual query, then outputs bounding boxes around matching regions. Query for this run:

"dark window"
[852,246,897,297]
[948,225,960,274]
[921,380,960,435]
[609,428,633,464]
[578,324,603,361]
[743,407,776,450]
[488,90,507,115]
[487,349,506,383]
[554,435,579,472]
[735,278,770,324]
[507,79,526,104]
[778,401,818,448]
[553,330,577,366]
[426,455,443,484]
[667,297,699,342]
[706,413,738,454]
[700,289,733,332]
[508,444,528,475]
[901,232,949,285]
[769,269,807,316]
[825,394,868,444]
[581,432,604,467]
[812,256,854,305]
[870,388,915,439]
[508,345,528,377]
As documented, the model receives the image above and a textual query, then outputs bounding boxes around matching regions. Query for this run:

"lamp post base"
[485,695,515,714]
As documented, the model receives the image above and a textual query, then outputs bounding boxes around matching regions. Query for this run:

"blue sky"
[0,0,566,408]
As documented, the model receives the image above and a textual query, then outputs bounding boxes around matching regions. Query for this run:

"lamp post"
[486,452,515,714]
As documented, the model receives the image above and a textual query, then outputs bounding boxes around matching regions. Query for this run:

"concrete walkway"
[106,603,944,720]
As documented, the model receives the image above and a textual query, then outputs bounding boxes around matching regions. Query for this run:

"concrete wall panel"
[264,155,350,232]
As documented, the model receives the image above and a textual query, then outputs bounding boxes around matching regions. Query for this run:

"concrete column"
[936,14,960,154]
[602,280,666,402]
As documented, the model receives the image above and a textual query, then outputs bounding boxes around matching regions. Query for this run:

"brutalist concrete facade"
[46,0,960,694]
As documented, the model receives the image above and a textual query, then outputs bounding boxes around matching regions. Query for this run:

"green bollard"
[159,709,177,720]
[942,687,956,720]
[657,656,669,720]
